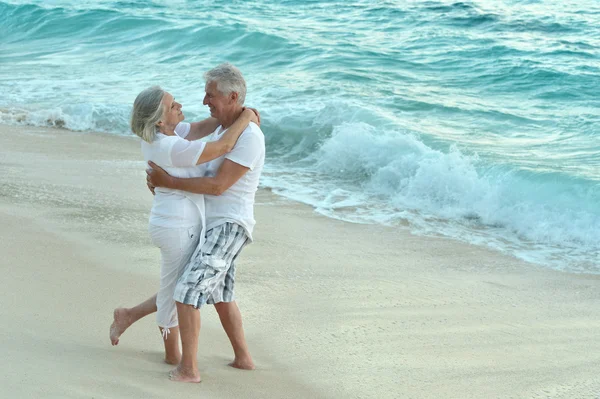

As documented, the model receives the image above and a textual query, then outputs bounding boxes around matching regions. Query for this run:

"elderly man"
[147,63,265,382]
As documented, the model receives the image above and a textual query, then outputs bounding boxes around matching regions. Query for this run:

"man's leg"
[110,293,158,345]
[169,302,202,383]
[214,301,255,370]
[169,222,250,380]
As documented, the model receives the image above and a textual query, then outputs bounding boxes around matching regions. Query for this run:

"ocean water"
[1,0,599,272]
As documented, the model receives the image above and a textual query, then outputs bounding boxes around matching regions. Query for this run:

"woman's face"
[157,92,184,133]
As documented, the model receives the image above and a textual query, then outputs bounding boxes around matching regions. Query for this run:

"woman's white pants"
[149,223,201,331]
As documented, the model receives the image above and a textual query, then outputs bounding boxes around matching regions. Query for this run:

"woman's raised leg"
[110,294,158,345]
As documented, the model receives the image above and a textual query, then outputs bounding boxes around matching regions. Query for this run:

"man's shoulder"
[237,123,265,151]
[226,122,265,167]
[242,122,264,139]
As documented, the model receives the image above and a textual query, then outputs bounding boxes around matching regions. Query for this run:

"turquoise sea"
[1,0,599,272]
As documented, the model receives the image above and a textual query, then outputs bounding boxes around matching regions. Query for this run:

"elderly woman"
[110,86,258,364]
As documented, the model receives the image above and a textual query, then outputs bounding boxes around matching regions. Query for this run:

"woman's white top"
[141,122,206,228]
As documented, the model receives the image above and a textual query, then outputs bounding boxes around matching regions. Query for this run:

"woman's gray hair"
[130,85,165,143]
[204,63,246,105]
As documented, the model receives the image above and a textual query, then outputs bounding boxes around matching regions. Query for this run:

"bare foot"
[109,308,132,346]
[228,357,255,370]
[169,365,201,383]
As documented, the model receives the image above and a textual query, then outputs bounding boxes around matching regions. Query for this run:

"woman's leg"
[110,293,181,364]
[152,224,201,363]
[159,326,181,365]
[110,224,200,361]
[110,294,158,346]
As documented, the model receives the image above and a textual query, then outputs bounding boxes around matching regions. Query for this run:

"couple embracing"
[109,63,265,383]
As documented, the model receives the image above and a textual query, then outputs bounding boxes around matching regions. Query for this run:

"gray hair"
[130,85,165,143]
[204,63,246,105]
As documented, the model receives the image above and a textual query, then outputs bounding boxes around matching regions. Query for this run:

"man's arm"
[147,159,249,196]
[186,118,220,141]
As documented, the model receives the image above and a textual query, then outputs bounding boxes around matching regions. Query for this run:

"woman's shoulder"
[144,134,186,149]
[141,134,184,164]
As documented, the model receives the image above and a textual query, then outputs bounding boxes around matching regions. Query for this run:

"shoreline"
[2,124,600,398]
[4,122,594,274]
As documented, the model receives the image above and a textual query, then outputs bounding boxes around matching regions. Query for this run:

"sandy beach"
[1,123,600,399]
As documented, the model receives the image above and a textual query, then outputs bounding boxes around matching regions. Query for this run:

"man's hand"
[146,161,172,190]
[243,107,261,126]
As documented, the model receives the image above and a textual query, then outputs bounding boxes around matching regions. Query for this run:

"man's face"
[158,92,184,132]
[203,81,235,121]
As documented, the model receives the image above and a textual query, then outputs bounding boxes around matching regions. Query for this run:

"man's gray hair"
[130,85,165,143]
[204,63,246,105]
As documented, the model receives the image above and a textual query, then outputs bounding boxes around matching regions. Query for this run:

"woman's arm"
[195,108,258,164]
[186,117,221,141]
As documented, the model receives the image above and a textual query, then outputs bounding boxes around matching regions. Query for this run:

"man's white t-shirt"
[203,122,265,240]
[142,122,206,228]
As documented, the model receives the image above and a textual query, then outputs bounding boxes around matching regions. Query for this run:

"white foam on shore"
[0,104,131,134]
[262,121,600,273]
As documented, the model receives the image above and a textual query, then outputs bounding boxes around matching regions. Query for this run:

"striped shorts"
[174,222,250,308]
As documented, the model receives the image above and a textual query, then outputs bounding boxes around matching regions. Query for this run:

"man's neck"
[219,107,244,129]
